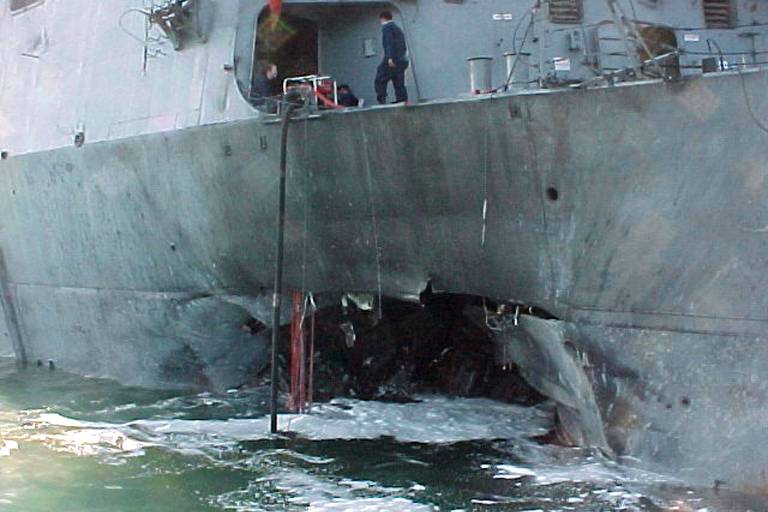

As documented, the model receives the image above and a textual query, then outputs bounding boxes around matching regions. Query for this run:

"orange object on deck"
[267,0,282,29]
[269,0,282,17]
[315,90,341,109]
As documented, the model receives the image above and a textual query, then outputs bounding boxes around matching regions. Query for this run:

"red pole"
[289,291,315,414]
[288,290,303,412]
[307,302,315,412]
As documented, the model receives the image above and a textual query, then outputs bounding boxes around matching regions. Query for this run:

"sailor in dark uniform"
[375,11,408,104]
[252,63,279,113]
[337,84,360,107]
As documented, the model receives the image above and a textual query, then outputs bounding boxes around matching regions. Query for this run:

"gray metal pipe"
[270,101,299,434]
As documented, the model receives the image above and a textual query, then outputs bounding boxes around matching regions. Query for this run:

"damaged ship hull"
[2,69,768,487]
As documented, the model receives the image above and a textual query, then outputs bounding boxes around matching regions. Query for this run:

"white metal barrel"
[503,52,530,90]
[467,56,493,94]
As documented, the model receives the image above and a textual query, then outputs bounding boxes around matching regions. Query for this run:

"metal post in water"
[270,102,299,434]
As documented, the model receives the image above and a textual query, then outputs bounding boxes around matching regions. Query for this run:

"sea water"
[0,359,750,511]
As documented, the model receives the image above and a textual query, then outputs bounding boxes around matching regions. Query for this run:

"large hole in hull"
[260,293,550,407]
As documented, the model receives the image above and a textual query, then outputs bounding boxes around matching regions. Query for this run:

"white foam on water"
[34,413,91,428]
[3,396,559,510]
[0,439,18,458]
[485,453,687,511]
[308,497,434,511]
[128,396,552,448]
[212,466,435,512]
[2,394,694,511]
[212,468,349,511]
[4,413,153,456]
[494,464,537,480]
[493,457,676,489]
[29,428,150,457]
[11,396,552,458]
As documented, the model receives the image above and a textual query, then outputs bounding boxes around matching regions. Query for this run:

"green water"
[0,360,754,511]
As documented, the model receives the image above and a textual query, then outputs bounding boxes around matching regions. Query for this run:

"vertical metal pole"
[270,103,298,434]
[0,247,26,367]
[535,5,543,88]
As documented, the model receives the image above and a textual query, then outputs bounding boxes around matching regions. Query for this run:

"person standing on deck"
[375,11,408,104]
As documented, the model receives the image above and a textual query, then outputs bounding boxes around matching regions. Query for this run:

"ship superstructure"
[2,0,768,154]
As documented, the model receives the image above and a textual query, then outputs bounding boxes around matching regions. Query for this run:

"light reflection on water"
[0,359,761,511]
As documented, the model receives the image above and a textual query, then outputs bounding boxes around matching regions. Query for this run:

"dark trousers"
[375,60,408,104]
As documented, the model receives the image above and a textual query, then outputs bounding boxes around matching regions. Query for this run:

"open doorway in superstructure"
[249,3,402,110]
[253,9,319,100]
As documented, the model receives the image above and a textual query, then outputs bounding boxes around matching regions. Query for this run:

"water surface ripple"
[0,359,758,511]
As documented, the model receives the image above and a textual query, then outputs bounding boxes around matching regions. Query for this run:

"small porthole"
[546,187,560,202]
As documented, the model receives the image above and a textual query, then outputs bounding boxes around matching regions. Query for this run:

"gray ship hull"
[2,69,768,489]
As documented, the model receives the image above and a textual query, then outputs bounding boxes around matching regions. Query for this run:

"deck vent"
[548,0,583,24]
[703,0,736,29]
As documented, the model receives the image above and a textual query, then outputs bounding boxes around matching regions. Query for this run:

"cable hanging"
[739,69,768,137]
